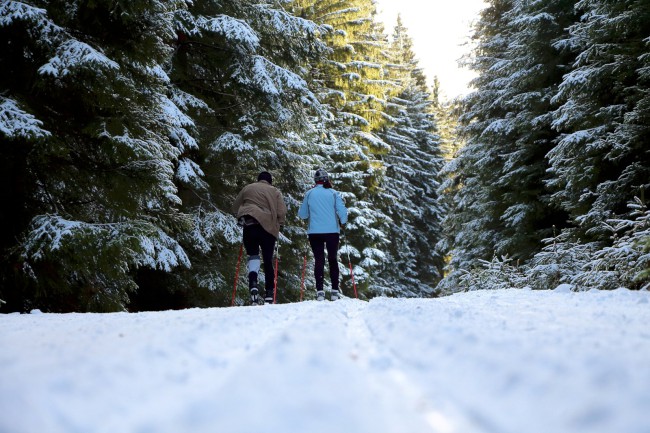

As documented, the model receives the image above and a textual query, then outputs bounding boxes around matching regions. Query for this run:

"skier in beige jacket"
[232,171,287,304]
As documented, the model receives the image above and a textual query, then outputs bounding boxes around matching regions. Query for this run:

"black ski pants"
[243,224,276,293]
[308,233,340,292]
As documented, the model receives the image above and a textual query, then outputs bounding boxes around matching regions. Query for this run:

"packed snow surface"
[2,288,649,433]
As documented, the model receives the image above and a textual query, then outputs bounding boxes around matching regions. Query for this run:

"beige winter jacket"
[232,180,287,239]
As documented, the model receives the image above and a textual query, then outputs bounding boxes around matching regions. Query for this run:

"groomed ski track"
[1,289,649,433]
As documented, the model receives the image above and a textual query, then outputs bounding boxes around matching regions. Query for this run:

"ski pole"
[342,228,358,299]
[272,235,280,304]
[299,248,308,301]
[231,243,244,307]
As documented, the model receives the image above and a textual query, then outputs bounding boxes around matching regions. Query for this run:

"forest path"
[190,299,453,433]
[2,290,649,433]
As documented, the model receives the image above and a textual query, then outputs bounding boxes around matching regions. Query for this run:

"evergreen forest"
[0,0,648,312]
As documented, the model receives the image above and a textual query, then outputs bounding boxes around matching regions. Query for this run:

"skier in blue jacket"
[298,168,348,301]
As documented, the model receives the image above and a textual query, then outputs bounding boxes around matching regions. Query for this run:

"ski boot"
[316,291,325,301]
[249,272,261,305]
[250,287,261,305]
[330,290,341,301]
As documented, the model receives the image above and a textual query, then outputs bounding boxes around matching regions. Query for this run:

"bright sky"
[374,0,487,99]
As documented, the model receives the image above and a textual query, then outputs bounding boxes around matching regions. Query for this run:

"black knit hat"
[258,171,272,184]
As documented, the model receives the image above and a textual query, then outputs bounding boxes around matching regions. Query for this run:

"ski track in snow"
[1,289,650,433]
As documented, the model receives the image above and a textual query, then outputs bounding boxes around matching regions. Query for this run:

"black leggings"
[308,233,340,292]
[243,224,276,292]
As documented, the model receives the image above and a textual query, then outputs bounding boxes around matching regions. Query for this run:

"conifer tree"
[0,0,193,311]
[160,0,328,306]
[478,0,575,260]
[376,16,444,296]
[290,0,396,297]
[549,0,650,241]
[440,0,515,277]
[440,0,576,288]
[437,0,650,293]
[432,78,462,162]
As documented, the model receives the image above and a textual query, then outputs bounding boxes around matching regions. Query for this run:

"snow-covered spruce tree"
[528,0,650,294]
[638,221,650,289]
[375,16,445,296]
[438,0,580,293]
[485,0,576,260]
[163,0,328,306]
[548,0,650,242]
[439,0,650,294]
[456,254,528,291]
[433,81,463,281]
[527,227,600,290]
[438,0,516,291]
[432,78,463,162]
[572,198,650,291]
[528,198,650,291]
[289,0,395,299]
[0,0,193,312]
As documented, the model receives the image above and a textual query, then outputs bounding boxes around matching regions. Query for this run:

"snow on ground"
[1,288,649,433]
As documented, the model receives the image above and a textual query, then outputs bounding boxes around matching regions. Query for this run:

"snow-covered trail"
[1,289,649,433]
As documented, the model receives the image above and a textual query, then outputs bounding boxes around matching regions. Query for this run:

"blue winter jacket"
[298,185,348,234]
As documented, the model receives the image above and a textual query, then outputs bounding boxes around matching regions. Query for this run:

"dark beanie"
[258,171,272,184]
